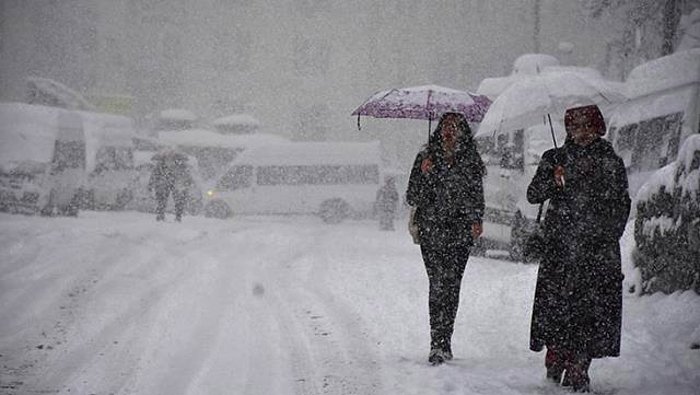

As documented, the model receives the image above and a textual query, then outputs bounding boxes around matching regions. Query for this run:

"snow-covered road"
[1,212,698,395]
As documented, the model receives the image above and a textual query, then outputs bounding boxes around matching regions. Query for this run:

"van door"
[43,111,86,215]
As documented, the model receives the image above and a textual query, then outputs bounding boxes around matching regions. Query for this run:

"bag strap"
[536,203,544,224]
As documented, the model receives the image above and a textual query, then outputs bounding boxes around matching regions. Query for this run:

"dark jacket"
[406,143,485,248]
[148,154,193,193]
[528,138,631,358]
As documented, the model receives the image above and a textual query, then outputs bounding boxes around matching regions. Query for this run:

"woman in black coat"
[527,105,631,392]
[406,112,485,365]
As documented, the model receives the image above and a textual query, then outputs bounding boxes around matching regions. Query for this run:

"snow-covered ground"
[0,212,698,395]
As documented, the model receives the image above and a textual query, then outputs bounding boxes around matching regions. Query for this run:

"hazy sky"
[0,0,619,167]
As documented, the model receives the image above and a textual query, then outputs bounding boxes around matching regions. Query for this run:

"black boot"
[428,348,446,365]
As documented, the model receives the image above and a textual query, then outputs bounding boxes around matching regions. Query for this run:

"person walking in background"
[148,149,193,222]
[406,112,485,365]
[375,175,399,230]
[527,104,631,392]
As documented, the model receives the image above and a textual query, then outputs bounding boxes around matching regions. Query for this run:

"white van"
[607,48,700,198]
[475,122,567,257]
[204,141,382,223]
[0,102,137,214]
[0,103,86,215]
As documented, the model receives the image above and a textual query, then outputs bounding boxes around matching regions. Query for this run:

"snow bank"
[635,163,677,203]
[676,134,700,199]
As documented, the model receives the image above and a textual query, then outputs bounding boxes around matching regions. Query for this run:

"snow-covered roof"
[608,86,695,127]
[26,77,96,112]
[0,102,135,173]
[231,141,381,167]
[511,54,560,76]
[625,49,700,98]
[158,129,288,149]
[212,114,261,127]
[159,108,198,121]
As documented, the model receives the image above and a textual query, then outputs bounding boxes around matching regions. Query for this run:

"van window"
[498,129,524,171]
[94,146,134,173]
[216,165,253,191]
[52,140,86,171]
[257,165,379,186]
[627,112,683,172]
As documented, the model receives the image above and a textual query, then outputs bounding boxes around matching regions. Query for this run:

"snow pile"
[633,134,700,294]
[676,134,700,199]
[212,114,261,135]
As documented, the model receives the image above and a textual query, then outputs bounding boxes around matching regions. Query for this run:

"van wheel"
[204,200,232,219]
[319,198,350,224]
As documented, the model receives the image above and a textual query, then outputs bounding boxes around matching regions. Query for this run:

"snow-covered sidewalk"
[0,212,698,395]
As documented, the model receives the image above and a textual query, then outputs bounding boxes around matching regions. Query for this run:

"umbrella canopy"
[352,85,492,126]
[475,72,626,139]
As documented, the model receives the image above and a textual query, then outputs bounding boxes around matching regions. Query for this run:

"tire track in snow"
[250,224,383,395]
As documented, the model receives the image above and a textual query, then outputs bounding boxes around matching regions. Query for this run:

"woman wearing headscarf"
[527,104,631,392]
[406,112,485,365]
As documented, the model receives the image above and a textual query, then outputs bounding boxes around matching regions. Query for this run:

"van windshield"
[613,112,683,173]
[94,146,134,173]
[52,140,86,171]
[217,165,253,190]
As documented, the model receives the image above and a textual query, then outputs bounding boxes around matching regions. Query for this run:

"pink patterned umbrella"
[352,84,491,130]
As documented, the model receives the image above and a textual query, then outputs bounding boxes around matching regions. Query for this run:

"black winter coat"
[406,145,485,248]
[527,138,631,358]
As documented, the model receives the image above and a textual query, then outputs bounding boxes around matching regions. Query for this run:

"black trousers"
[420,243,470,351]
[155,188,186,219]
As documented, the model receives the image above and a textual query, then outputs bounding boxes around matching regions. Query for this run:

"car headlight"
[206,190,215,198]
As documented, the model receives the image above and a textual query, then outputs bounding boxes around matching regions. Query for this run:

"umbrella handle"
[547,113,558,149]
[357,114,361,131]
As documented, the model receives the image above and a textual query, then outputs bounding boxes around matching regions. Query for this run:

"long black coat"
[527,138,631,358]
[406,145,485,247]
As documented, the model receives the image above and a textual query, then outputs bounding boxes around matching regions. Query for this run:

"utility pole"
[534,0,541,53]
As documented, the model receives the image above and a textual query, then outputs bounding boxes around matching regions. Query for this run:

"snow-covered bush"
[634,135,700,294]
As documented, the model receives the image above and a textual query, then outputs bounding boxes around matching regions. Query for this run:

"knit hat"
[564,104,606,136]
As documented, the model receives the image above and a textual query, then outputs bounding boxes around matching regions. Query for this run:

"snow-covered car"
[633,134,700,294]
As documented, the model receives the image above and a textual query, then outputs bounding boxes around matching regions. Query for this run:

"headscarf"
[564,104,606,136]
